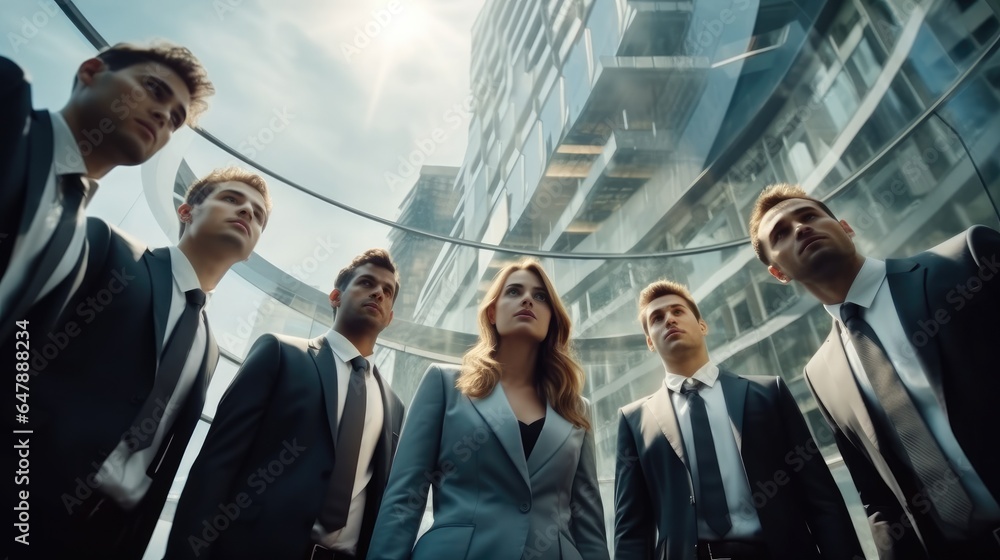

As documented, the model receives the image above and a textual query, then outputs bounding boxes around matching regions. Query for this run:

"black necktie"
[126,288,206,452]
[320,356,369,531]
[840,302,973,527]
[681,381,732,537]
[1,174,86,333]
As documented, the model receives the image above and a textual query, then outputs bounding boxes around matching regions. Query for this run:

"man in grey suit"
[748,183,1000,558]
[614,280,862,560]
[165,249,405,560]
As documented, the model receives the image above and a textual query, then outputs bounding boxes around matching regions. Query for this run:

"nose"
[794,221,813,238]
[237,204,251,220]
[520,294,533,307]
[150,106,169,130]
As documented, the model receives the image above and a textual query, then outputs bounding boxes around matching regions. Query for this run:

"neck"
[59,107,115,179]
[177,240,239,292]
[332,321,377,357]
[799,254,866,305]
[662,347,710,378]
[495,338,540,388]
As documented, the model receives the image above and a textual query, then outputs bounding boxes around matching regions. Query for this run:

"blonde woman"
[368,259,609,560]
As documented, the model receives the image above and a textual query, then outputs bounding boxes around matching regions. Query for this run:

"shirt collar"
[664,361,720,393]
[324,328,371,373]
[50,111,99,201]
[823,257,886,322]
[167,245,213,306]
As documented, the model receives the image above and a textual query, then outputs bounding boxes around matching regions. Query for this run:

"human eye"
[505,286,519,296]
[533,292,548,302]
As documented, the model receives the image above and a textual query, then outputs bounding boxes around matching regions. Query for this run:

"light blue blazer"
[368,364,609,560]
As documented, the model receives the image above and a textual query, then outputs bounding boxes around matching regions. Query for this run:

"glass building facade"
[4,0,1000,557]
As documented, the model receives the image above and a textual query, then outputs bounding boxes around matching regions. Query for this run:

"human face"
[72,59,192,169]
[756,199,857,283]
[330,263,396,333]
[644,294,708,360]
[179,181,268,260]
[489,269,552,343]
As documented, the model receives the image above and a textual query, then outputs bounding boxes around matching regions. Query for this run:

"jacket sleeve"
[569,401,611,560]
[163,334,283,560]
[613,409,655,559]
[367,365,448,560]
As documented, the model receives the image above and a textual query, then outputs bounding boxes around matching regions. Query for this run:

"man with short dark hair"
[749,183,1000,558]
[166,249,406,560]
[0,42,213,338]
[614,280,862,560]
[25,168,270,559]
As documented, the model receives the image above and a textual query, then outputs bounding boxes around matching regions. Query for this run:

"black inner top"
[519,417,545,458]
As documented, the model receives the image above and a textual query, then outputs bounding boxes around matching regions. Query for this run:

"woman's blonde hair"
[456,259,590,430]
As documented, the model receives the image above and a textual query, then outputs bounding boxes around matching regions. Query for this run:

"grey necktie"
[840,302,973,527]
[319,356,369,531]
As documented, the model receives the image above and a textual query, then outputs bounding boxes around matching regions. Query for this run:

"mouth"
[664,328,683,339]
[799,235,824,254]
[135,118,156,141]
[229,220,250,235]
[363,302,380,313]
[514,310,536,319]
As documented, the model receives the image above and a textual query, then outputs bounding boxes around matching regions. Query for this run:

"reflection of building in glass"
[411,0,1000,550]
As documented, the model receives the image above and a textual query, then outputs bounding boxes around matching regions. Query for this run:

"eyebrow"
[147,75,188,125]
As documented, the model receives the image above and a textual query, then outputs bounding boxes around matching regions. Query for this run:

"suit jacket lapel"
[809,324,884,453]
[308,336,340,447]
[718,371,747,451]
[646,384,686,462]
[470,384,530,488]
[886,258,946,409]
[19,110,53,238]
[526,402,573,476]
[371,365,394,485]
[146,248,173,360]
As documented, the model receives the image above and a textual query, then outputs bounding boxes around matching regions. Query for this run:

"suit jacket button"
[519,502,530,513]
[130,394,145,404]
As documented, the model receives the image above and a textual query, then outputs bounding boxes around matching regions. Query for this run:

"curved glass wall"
[4,0,1000,558]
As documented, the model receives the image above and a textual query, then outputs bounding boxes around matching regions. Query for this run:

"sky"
[1,0,486,291]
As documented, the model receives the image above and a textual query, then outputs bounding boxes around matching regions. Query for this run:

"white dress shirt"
[0,111,95,313]
[311,328,385,554]
[824,257,1000,536]
[665,362,763,540]
[95,246,210,510]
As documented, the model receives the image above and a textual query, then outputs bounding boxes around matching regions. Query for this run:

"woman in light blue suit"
[369,259,609,560]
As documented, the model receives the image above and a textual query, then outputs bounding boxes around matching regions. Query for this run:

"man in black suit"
[23,168,272,559]
[749,183,1000,558]
[165,248,406,560]
[614,280,862,560]
[0,42,213,339]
